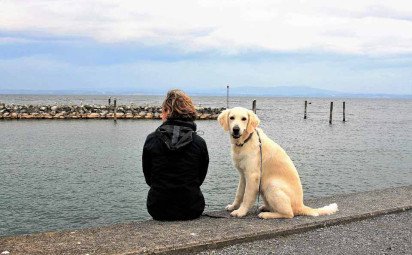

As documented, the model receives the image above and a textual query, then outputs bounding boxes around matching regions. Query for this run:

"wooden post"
[252,99,257,113]
[329,101,333,124]
[114,98,117,122]
[343,101,346,122]
[304,100,307,119]
[226,85,229,109]
[108,97,111,106]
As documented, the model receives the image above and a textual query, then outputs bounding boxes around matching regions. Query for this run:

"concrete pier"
[0,186,411,255]
[196,210,412,254]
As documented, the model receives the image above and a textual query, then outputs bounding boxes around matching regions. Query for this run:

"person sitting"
[142,89,209,221]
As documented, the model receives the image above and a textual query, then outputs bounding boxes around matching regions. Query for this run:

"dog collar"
[235,132,254,147]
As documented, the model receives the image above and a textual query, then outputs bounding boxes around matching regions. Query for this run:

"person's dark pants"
[147,188,205,221]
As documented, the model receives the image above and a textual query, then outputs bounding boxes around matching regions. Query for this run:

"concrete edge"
[140,205,412,255]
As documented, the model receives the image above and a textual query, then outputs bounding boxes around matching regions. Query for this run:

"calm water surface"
[0,95,411,236]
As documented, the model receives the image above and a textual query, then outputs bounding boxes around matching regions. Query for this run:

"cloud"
[1,0,412,55]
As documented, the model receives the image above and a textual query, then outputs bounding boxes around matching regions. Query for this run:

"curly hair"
[162,89,197,120]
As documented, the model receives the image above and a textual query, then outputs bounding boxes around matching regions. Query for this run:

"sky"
[0,0,411,95]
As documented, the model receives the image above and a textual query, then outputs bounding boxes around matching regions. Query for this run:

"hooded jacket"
[142,119,209,221]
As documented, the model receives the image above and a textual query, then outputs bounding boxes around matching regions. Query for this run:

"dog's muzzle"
[232,125,241,139]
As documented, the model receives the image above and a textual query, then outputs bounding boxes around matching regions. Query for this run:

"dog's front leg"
[230,173,259,217]
[225,174,245,211]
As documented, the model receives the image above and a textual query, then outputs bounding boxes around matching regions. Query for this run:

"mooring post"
[226,85,229,109]
[114,98,117,122]
[343,101,346,122]
[252,99,257,113]
[108,97,111,106]
[329,101,333,124]
[304,100,308,119]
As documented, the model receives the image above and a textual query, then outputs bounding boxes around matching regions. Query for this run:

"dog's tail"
[296,203,338,217]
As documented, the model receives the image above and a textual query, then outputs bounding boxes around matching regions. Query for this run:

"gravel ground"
[194,210,412,255]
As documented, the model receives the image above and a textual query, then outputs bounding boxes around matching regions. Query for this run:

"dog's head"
[218,107,260,139]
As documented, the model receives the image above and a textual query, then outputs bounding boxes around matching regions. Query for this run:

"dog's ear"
[218,109,230,131]
[247,110,260,133]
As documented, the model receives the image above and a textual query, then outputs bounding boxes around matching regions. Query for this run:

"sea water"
[0,95,411,236]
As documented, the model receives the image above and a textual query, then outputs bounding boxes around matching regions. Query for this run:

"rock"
[40,106,47,111]
[125,113,134,119]
[115,112,125,118]
[51,105,58,111]
[11,112,18,118]
[154,112,160,118]
[145,112,153,119]
[43,113,53,119]
[200,113,211,119]
[139,111,147,117]
[87,113,100,119]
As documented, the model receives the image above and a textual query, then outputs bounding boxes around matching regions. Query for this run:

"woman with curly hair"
[142,89,209,221]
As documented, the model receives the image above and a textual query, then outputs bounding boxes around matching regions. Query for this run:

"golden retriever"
[218,107,338,219]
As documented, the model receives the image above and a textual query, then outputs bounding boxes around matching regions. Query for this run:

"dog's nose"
[233,126,240,134]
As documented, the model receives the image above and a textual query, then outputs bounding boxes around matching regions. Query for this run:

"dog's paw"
[225,204,238,211]
[258,212,271,219]
[230,209,247,217]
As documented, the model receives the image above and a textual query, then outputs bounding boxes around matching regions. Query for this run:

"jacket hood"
[156,119,197,151]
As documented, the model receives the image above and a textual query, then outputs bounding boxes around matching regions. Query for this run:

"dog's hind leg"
[258,186,294,219]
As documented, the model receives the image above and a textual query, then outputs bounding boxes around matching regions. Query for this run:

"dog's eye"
[242,117,247,121]
[229,116,235,120]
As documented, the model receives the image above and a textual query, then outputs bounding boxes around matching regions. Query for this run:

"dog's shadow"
[203,206,264,219]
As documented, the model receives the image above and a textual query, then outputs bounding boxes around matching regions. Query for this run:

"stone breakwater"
[0,103,224,120]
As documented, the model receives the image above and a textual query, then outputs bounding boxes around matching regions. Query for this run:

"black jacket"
[142,119,209,221]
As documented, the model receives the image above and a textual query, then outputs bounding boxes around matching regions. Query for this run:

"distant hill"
[221,86,412,98]
[1,86,410,99]
[230,86,339,97]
